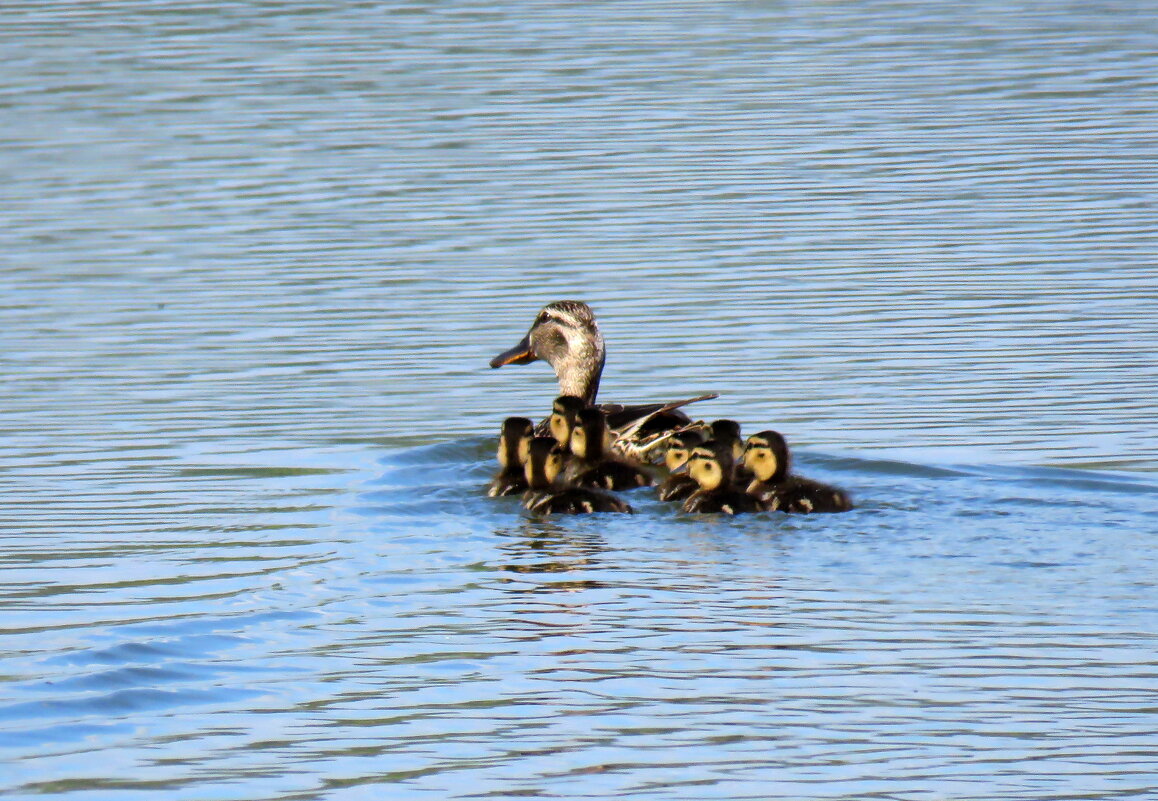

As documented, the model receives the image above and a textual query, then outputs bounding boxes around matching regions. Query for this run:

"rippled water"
[4,1,1158,799]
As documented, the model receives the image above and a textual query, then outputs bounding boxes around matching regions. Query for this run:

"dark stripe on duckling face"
[662,431,702,472]
[743,430,789,483]
[687,446,726,492]
[664,444,690,472]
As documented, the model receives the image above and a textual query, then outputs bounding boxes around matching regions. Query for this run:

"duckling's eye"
[535,312,549,326]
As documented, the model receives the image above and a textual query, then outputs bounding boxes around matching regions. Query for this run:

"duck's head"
[497,416,534,470]
[525,435,567,489]
[549,395,586,448]
[685,440,733,492]
[663,431,704,472]
[489,301,606,404]
[743,430,790,483]
[710,419,744,464]
[570,408,610,461]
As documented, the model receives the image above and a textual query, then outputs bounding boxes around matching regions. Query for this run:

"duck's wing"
[603,393,718,464]
[599,393,718,433]
[532,394,719,460]
[529,488,634,514]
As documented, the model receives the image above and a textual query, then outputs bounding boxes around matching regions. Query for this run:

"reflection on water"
[3,0,1158,798]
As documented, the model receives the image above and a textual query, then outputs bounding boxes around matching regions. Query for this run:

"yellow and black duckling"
[487,416,534,497]
[490,300,717,460]
[681,440,764,515]
[742,430,853,513]
[549,395,586,448]
[522,436,633,515]
[567,408,655,491]
[710,418,754,485]
[656,430,706,501]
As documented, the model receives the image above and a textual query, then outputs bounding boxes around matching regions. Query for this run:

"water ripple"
[3,1,1158,798]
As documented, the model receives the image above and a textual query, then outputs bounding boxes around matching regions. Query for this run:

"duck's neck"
[554,349,604,406]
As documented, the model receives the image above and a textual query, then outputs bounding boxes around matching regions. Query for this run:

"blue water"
[3,1,1158,799]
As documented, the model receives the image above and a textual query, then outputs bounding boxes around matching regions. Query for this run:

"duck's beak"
[490,334,538,368]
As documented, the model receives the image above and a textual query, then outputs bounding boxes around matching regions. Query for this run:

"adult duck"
[489,300,716,458]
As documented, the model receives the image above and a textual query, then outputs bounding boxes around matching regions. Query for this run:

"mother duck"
[489,300,716,457]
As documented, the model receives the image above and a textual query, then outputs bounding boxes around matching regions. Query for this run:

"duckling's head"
[549,395,586,448]
[497,416,534,470]
[525,436,567,489]
[489,301,606,404]
[663,431,704,472]
[743,430,790,483]
[710,419,744,463]
[570,407,610,460]
[686,441,733,492]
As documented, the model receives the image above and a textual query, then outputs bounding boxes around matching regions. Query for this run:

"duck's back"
[682,488,763,515]
[750,475,853,513]
[572,459,653,491]
[602,403,691,435]
[527,487,633,515]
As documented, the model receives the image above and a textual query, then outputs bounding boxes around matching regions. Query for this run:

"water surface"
[3,1,1157,799]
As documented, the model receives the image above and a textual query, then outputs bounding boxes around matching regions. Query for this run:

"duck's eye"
[535,312,549,326]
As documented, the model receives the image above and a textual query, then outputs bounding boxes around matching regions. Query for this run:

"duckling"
[710,418,753,485]
[568,408,654,491]
[742,430,853,513]
[681,441,764,515]
[490,300,718,460]
[522,437,633,515]
[487,417,534,497]
[656,430,705,501]
[549,395,586,447]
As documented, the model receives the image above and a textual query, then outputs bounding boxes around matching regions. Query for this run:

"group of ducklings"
[487,395,853,516]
